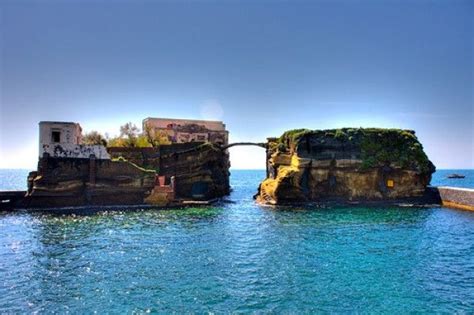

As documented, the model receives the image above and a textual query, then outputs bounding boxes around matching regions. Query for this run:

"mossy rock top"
[275,127,434,174]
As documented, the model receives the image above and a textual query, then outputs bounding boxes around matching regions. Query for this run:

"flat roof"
[143,117,224,124]
[39,121,79,125]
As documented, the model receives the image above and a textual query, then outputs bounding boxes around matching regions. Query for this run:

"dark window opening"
[52,131,61,143]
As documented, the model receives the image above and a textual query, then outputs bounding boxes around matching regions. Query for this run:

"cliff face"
[26,157,156,208]
[23,142,229,208]
[109,142,230,200]
[159,143,230,200]
[258,128,435,205]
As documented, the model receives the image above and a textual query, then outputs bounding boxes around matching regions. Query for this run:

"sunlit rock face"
[257,128,435,205]
[25,157,156,208]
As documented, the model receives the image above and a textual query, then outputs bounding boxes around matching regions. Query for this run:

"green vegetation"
[111,156,128,162]
[107,136,148,148]
[277,127,432,172]
[179,142,220,154]
[278,128,311,145]
[359,129,431,172]
[143,125,172,147]
[105,122,170,148]
[111,156,156,173]
[83,131,108,146]
[106,122,143,148]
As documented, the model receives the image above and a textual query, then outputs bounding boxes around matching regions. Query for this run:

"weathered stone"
[258,128,435,205]
[436,187,474,211]
[108,142,230,200]
[25,157,156,207]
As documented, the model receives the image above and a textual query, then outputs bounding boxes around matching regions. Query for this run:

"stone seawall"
[25,156,156,208]
[436,186,474,211]
[108,143,230,200]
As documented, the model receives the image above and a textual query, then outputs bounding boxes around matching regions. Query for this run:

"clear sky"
[0,0,473,170]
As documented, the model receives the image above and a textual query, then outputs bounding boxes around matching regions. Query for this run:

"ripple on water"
[1,170,474,312]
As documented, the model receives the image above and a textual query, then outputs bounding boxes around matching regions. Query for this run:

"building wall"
[143,117,229,145]
[39,121,110,159]
[143,117,226,131]
[39,121,82,147]
[41,143,110,159]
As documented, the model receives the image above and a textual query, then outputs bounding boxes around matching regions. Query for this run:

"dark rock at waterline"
[24,143,230,208]
[258,128,436,205]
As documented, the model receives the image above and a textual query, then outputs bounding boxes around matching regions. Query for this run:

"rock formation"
[22,142,229,208]
[108,142,230,200]
[257,128,435,205]
[25,156,156,208]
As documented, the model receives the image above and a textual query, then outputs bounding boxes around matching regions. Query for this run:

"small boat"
[447,174,465,179]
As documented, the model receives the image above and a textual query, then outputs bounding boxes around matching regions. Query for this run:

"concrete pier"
[0,191,26,210]
[436,186,474,211]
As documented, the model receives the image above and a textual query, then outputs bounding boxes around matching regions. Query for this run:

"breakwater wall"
[435,186,474,211]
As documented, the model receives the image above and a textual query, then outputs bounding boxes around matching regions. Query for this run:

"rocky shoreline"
[4,126,466,211]
[0,142,230,210]
[257,128,436,205]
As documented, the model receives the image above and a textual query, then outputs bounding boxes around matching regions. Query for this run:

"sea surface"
[1,168,473,191]
[1,169,474,313]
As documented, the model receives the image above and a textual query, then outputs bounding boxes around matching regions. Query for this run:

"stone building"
[142,117,229,145]
[39,121,110,159]
[39,121,82,147]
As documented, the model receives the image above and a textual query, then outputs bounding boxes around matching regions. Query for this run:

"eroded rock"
[257,128,435,205]
[109,142,230,200]
[25,156,156,208]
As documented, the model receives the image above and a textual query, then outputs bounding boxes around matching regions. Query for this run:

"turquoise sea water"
[1,169,474,312]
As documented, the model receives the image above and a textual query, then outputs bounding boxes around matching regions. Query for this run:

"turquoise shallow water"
[1,169,474,312]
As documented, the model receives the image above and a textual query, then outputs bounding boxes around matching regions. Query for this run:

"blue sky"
[0,0,472,169]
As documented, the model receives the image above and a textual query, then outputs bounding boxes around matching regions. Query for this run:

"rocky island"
[6,118,230,209]
[257,128,436,205]
[7,120,474,211]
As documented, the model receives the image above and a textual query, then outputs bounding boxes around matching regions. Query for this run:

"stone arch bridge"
[220,142,267,150]
[218,142,270,177]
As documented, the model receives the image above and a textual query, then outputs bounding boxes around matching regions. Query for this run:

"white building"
[39,121,110,159]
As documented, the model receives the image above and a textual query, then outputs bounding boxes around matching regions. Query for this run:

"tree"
[136,135,153,148]
[83,131,107,146]
[144,125,171,147]
[107,137,127,147]
[106,122,159,148]
[119,122,140,147]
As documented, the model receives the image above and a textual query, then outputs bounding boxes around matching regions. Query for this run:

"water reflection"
[0,171,473,313]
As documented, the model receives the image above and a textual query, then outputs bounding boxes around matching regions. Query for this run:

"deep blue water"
[430,169,474,188]
[1,169,474,313]
[1,168,473,191]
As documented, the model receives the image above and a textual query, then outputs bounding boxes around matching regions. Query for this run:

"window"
[51,130,61,143]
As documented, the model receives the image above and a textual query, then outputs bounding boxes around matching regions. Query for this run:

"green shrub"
[277,127,431,173]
